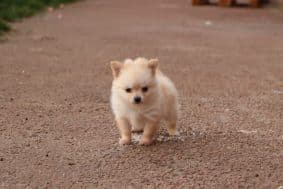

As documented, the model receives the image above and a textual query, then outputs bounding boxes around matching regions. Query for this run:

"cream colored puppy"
[110,57,178,145]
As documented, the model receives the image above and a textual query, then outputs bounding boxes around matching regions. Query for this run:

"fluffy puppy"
[110,57,178,145]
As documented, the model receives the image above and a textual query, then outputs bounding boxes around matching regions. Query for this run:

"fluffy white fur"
[110,57,178,145]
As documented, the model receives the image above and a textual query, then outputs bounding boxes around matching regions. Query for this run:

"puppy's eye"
[142,86,148,92]
[125,88,132,93]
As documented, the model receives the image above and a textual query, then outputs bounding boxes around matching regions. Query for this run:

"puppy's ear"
[110,61,123,78]
[148,58,159,74]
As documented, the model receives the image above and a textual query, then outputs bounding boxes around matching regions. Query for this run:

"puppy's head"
[110,58,159,106]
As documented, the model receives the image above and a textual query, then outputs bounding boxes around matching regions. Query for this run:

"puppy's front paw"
[119,138,131,145]
[139,138,153,146]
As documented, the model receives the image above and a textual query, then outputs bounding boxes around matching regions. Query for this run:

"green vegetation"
[0,20,10,35]
[0,0,79,35]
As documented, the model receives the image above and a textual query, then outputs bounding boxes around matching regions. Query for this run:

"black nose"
[134,96,141,104]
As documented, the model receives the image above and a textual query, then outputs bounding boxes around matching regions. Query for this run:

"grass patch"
[0,20,11,35]
[0,0,79,36]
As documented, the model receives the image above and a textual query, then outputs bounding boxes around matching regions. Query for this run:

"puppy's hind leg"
[166,122,177,136]
[131,116,145,133]
[139,121,159,145]
[166,107,178,136]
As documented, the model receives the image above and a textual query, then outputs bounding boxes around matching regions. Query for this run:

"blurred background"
[0,0,79,35]
[1,0,283,35]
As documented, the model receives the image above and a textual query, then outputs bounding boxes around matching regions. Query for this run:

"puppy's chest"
[128,106,161,121]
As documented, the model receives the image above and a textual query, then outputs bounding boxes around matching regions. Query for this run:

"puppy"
[110,57,178,145]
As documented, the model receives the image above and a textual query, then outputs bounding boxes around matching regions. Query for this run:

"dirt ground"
[0,0,283,188]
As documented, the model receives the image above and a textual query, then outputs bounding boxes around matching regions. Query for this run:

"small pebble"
[48,7,54,12]
[58,13,63,20]
[205,20,213,26]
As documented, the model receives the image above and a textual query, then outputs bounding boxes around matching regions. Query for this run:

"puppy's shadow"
[129,129,188,147]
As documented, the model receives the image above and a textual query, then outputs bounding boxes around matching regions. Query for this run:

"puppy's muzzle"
[133,96,142,104]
